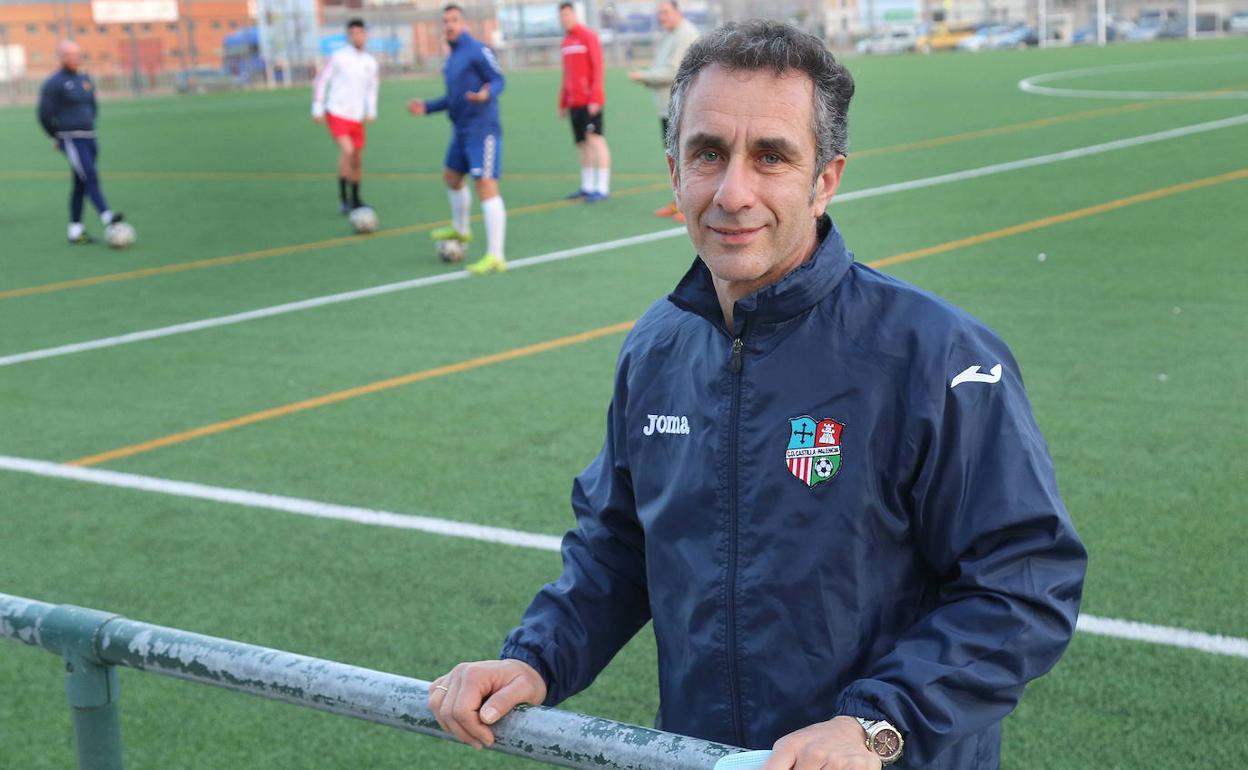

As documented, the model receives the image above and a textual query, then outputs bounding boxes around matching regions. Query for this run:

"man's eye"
[698,150,721,162]
[761,153,783,165]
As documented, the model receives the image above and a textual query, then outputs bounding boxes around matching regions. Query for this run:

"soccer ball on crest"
[814,457,835,478]
[104,221,137,249]
[349,206,379,234]
[436,239,465,263]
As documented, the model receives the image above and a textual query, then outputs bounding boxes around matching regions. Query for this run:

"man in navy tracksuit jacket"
[428,21,1086,770]
[37,39,124,244]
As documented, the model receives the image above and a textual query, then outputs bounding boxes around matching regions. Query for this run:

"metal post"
[1096,0,1107,46]
[38,605,126,770]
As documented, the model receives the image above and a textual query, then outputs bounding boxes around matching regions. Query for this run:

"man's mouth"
[708,225,764,244]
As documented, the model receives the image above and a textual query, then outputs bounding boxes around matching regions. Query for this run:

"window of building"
[229,20,239,29]
[78,26,87,35]
[26,24,38,33]
[47,23,59,33]
[141,24,151,32]
[211,20,222,29]
[97,25,108,34]
[167,23,178,31]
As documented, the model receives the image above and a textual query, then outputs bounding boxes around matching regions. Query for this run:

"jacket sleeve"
[37,78,59,136]
[424,93,448,113]
[366,60,379,120]
[588,33,605,106]
[501,364,650,706]
[833,328,1086,767]
[312,55,333,117]
[476,45,505,100]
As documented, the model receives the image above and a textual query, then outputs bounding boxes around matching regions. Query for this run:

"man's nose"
[713,156,756,213]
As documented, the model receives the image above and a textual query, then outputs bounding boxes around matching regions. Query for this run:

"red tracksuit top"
[559,25,605,109]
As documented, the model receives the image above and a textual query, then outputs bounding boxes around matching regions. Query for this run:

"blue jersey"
[38,68,98,137]
[502,216,1086,769]
[424,32,504,134]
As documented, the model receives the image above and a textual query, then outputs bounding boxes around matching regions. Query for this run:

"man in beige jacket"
[629,0,699,222]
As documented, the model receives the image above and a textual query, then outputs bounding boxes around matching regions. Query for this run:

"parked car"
[175,68,239,94]
[1229,10,1248,33]
[916,23,977,52]
[855,28,919,54]
[1072,20,1124,43]
[957,24,1018,51]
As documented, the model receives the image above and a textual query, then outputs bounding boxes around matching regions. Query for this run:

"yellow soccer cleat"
[430,225,473,243]
[466,253,507,275]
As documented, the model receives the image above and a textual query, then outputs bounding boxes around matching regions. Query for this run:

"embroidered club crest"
[785,415,843,488]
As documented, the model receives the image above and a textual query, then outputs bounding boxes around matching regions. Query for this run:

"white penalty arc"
[7,110,1248,369]
[1019,55,1248,100]
[2,453,1247,661]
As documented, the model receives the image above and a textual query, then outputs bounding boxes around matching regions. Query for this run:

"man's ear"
[667,153,680,206]
[811,154,847,213]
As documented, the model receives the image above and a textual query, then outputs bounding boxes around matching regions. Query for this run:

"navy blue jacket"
[38,68,98,137]
[502,217,1087,768]
[424,32,504,134]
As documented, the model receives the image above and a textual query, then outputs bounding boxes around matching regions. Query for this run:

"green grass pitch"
[1,37,1247,768]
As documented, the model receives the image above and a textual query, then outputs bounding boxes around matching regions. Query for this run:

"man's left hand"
[465,85,490,103]
[587,103,601,116]
[761,716,880,770]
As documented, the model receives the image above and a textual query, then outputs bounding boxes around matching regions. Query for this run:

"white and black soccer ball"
[436,239,465,263]
[349,206,379,234]
[104,221,137,249]
[814,457,835,479]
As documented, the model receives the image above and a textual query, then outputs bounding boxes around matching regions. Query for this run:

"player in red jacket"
[558,3,611,202]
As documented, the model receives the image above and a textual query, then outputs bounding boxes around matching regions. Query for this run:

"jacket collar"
[450,31,475,50]
[668,215,853,330]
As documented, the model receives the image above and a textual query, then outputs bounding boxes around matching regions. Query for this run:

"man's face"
[668,65,845,297]
[559,6,578,32]
[59,41,81,71]
[656,2,679,31]
[348,25,367,49]
[443,9,466,43]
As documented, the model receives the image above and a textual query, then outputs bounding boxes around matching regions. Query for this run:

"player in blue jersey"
[37,40,125,244]
[408,4,509,275]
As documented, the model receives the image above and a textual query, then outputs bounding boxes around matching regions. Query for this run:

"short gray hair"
[665,20,855,179]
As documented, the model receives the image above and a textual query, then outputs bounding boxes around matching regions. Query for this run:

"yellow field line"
[852,79,1248,159]
[0,170,666,183]
[871,167,1248,268]
[67,321,637,468]
[64,166,1248,469]
[0,182,670,302]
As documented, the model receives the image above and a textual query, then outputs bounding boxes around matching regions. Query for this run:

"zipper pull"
[731,337,744,373]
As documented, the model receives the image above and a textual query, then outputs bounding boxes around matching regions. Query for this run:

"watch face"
[871,727,903,759]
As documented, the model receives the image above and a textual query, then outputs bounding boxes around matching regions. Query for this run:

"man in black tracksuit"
[426,22,1086,770]
[37,39,124,244]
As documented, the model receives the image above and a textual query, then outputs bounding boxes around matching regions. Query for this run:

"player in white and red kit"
[312,19,379,214]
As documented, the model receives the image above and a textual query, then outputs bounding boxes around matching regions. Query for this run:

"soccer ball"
[104,221,137,249]
[436,239,465,263]
[814,457,835,479]
[349,206,379,234]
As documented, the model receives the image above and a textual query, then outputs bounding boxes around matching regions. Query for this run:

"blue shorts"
[444,131,502,180]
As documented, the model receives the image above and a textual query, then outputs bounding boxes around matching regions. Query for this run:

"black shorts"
[569,107,605,143]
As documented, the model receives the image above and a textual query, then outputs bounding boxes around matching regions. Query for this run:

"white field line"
[1018,55,1248,100]
[2,452,1246,660]
[4,110,1248,370]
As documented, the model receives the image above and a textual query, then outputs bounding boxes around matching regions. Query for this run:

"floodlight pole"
[1037,0,1047,48]
[1096,0,1106,45]
[1187,0,1196,39]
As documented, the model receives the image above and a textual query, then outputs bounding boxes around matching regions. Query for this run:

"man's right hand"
[312,114,325,124]
[429,659,547,750]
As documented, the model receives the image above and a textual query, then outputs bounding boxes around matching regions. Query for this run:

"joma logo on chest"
[643,414,690,436]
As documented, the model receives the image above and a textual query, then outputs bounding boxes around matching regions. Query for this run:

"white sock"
[596,167,611,195]
[448,187,471,236]
[481,196,506,261]
[581,167,594,193]
[68,222,84,240]
[101,210,115,226]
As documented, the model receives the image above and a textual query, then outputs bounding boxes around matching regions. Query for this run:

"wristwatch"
[854,717,904,766]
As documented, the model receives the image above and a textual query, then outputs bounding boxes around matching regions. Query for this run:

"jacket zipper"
[726,330,746,745]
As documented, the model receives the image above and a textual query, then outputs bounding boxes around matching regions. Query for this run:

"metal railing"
[0,592,740,770]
